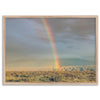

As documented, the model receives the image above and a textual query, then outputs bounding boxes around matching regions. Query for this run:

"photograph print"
[3,16,98,85]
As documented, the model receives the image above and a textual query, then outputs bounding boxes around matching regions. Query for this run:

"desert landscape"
[6,65,96,83]
[5,18,96,84]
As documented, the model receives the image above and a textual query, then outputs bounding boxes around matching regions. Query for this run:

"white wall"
[0,0,100,100]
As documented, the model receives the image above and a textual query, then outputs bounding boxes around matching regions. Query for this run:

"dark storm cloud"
[46,18,96,42]
[30,18,96,46]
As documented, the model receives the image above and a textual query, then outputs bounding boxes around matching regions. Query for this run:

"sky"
[6,18,96,70]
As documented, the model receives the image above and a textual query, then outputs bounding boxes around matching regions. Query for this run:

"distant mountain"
[59,65,96,71]
[59,58,95,66]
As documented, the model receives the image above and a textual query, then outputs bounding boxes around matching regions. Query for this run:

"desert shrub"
[6,71,96,83]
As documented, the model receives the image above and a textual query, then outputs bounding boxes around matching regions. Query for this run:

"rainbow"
[42,18,60,70]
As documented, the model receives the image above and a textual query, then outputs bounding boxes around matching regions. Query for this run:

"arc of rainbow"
[42,18,60,70]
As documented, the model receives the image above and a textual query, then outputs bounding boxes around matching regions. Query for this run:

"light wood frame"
[3,15,98,85]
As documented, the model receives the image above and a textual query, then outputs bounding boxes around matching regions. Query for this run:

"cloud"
[6,18,96,67]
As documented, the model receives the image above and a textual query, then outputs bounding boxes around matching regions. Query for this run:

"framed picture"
[3,16,98,85]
